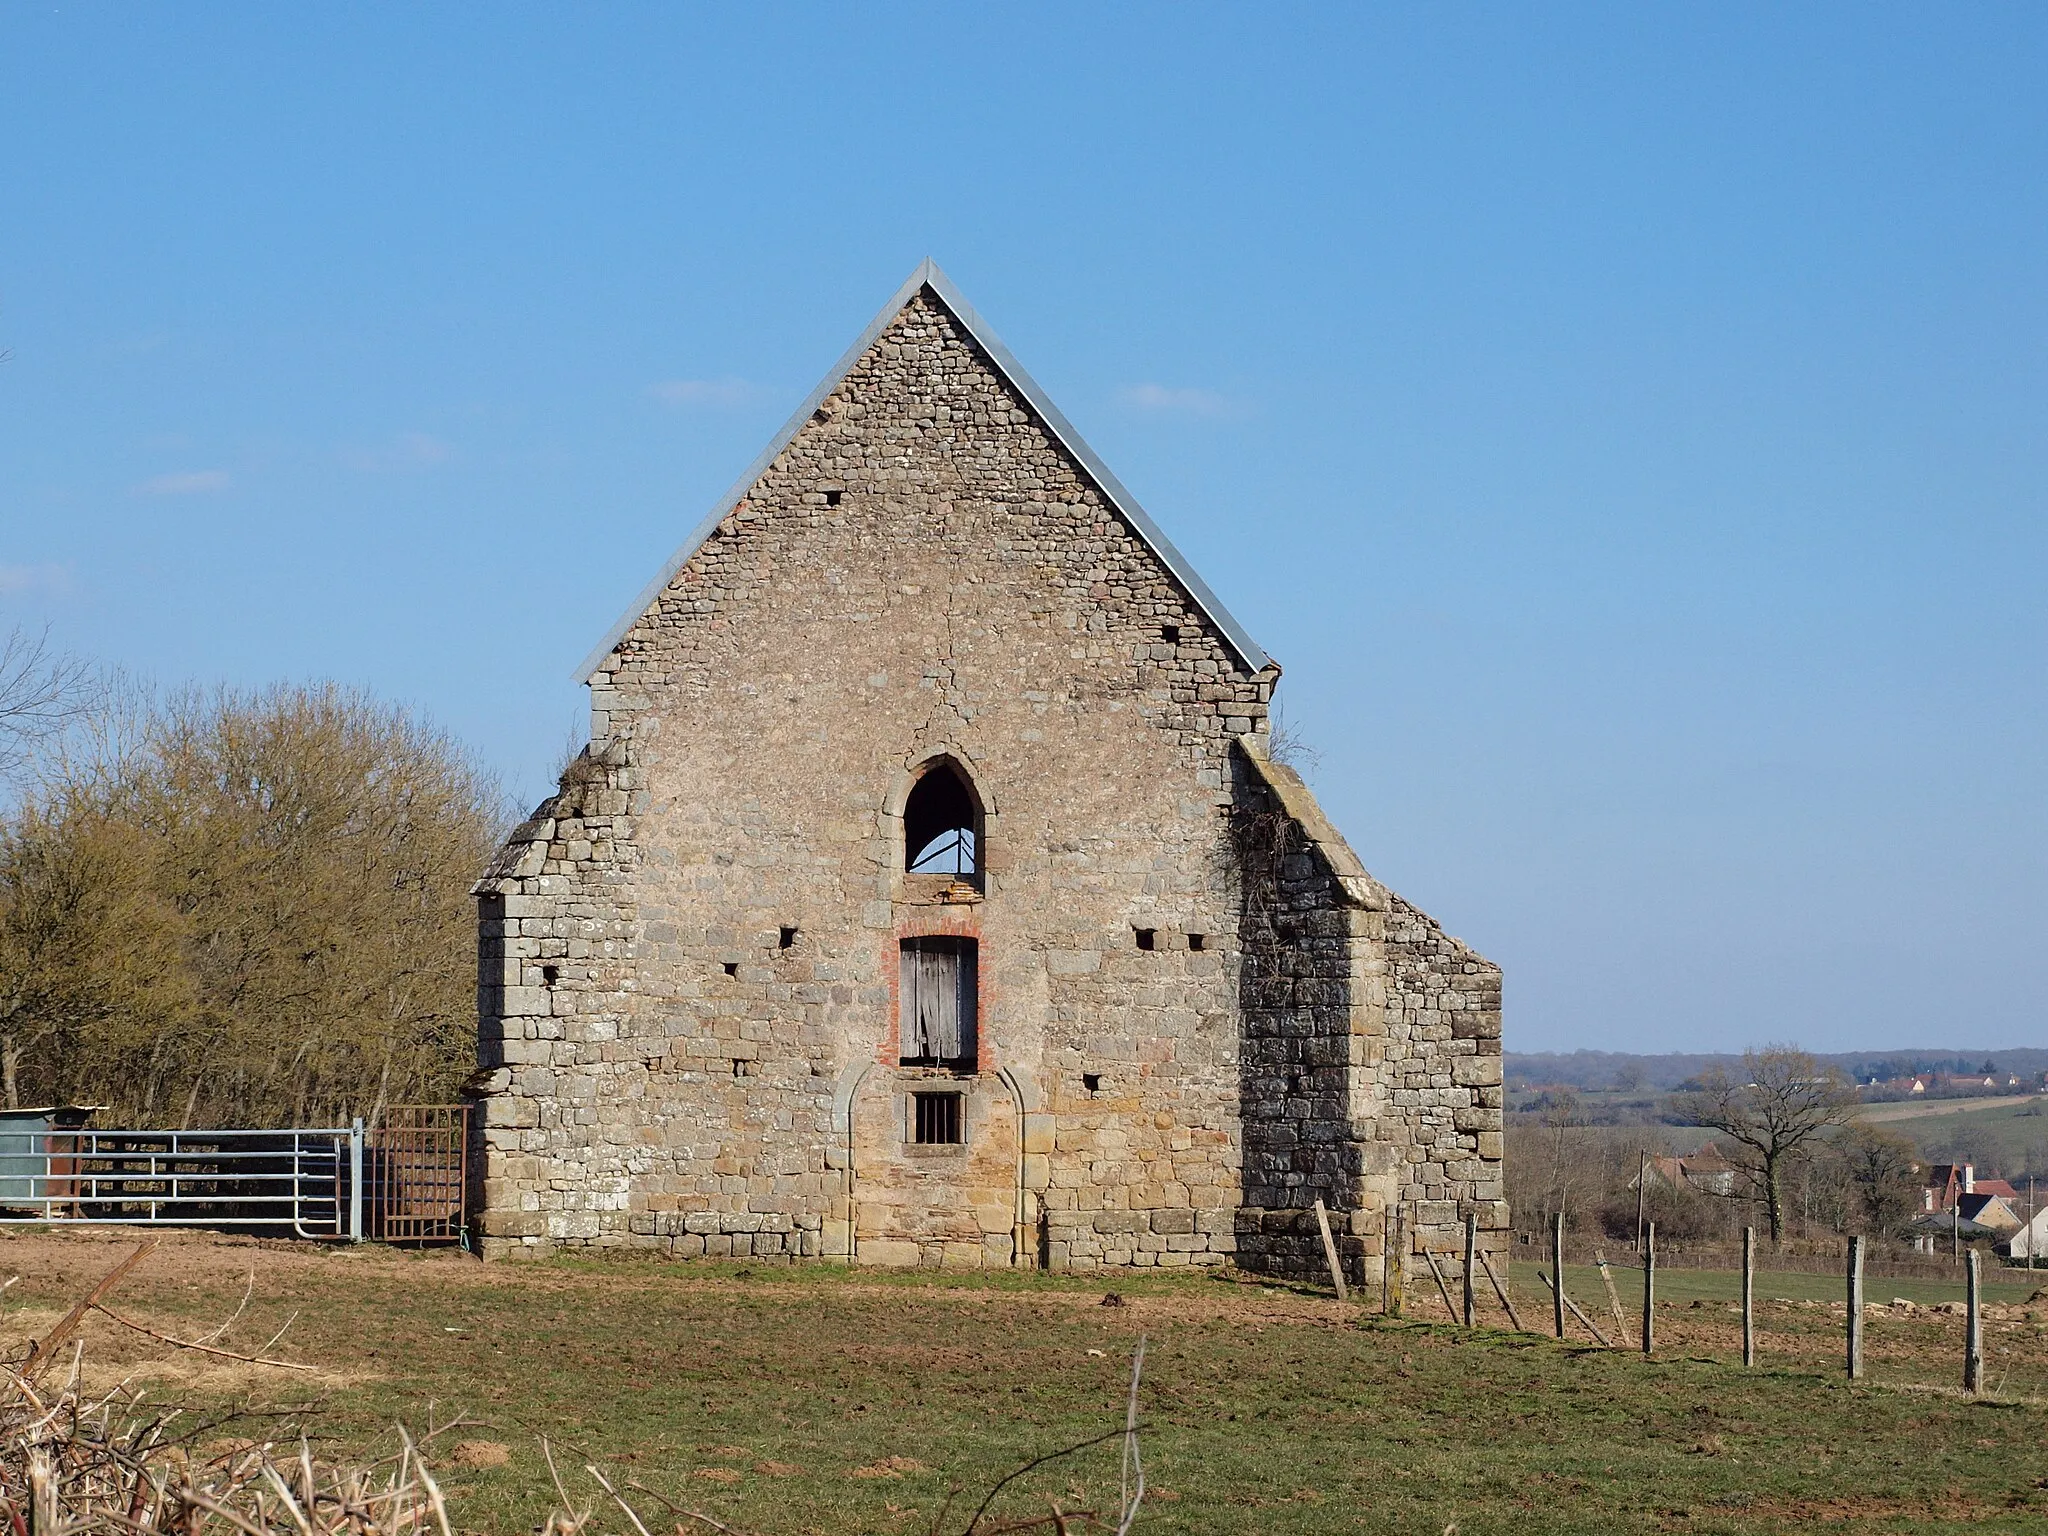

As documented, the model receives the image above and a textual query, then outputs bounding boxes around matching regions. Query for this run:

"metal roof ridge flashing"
[916,262,1270,674]
[576,259,1271,683]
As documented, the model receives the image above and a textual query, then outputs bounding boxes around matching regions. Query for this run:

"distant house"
[1908,1190,2020,1254]
[1633,1142,1741,1198]
[1909,1206,2005,1252]
[1916,1073,1996,1093]
[2004,1207,2048,1261]
[1865,1070,2040,1102]
[1924,1163,1979,1213]
[1959,1192,2023,1233]
[1914,1161,2019,1224]
[1924,1165,2026,1218]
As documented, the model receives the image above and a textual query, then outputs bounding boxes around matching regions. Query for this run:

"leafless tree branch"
[1672,1044,1857,1244]
[0,626,97,778]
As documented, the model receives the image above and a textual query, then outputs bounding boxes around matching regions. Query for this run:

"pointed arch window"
[904,759,980,876]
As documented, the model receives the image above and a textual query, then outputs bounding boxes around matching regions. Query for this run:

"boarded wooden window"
[900,936,977,1065]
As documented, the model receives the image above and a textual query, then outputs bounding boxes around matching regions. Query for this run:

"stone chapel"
[469,262,1506,1280]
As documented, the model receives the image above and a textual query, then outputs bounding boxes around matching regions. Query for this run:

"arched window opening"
[904,761,979,875]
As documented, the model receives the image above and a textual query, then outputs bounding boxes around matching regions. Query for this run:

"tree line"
[1509,1045,1931,1249]
[0,629,505,1128]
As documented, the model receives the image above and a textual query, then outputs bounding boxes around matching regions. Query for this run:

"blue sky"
[3,7,2044,1054]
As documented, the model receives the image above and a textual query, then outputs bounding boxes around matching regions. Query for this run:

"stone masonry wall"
[470,280,1503,1275]
[472,742,656,1246]
[473,288,1273,1266]
[1375,894,1508,1277]
[1229,735,1506,1294]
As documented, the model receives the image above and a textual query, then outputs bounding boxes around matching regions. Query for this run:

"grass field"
[1853,1095,2048,1176]
[6,1230,2048,1535]
[1857,1094,2043,1125]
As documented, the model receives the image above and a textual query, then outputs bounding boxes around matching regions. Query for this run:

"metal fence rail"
[0,1124,365,1239]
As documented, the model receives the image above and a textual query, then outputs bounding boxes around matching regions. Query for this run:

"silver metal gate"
[0,1122,367,1240]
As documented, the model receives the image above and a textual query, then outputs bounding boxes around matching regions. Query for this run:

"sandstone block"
[1452,1055,1503,1087]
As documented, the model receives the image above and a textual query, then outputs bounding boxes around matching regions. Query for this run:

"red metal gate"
[369,1106,468,1243]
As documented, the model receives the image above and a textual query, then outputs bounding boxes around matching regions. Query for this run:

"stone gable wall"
[471,285,1504,1281]
[474,291,1273,1266]
[1377,894,1508,1267]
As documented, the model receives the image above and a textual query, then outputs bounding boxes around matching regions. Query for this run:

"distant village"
[1642,1147,2047,1260]
[1503,1049,2048,1262]
[1858,1067,2048,1101]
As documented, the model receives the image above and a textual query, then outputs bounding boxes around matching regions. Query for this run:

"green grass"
[15,1238,2048,1535]
[1855,1095,2048,1172]
[1520,1259,2047,1309]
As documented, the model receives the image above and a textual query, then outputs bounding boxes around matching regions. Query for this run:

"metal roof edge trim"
[575,258,1272,683]
[915,262,1270,675]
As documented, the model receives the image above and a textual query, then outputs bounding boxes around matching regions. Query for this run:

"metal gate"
[0,1106,470,1244]
[368,1106,468,1243]
[0,1125,361,1238]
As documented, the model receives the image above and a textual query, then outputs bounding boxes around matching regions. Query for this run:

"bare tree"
[0,682,507,1126]
[1672,1045,1858,1245]
[1835,1122,1922,1240]
[0,627,97,779]
[1542,1087,1592,1226]
[0,794,194,1108]
[1505,1087,1598,1233]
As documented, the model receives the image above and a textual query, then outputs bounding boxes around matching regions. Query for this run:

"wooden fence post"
[1312,1198,1348,1303]
[1422,1245,1459,1322]
[1846,1235,1864,1381]
[1636,1150,1647,1253]
[1476,1246,1525,1332]
[1550,1212,1567,1340]
[1641,1222,1656,1357]
[1741,1225,1755,1369]
[1595,1252,1627,1336]
[1964,1249,1983,1396]
[1535,1266,1612,1347]
[1463,1212,1477,1327]
[1381,1207,1391,1315]
[1387,1205,1406,1319]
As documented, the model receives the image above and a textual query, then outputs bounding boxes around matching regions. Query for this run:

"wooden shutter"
[899,943,923,1058]
[953,944,977,1062]
[900,939,976,1063]
[919,943,961,1060]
